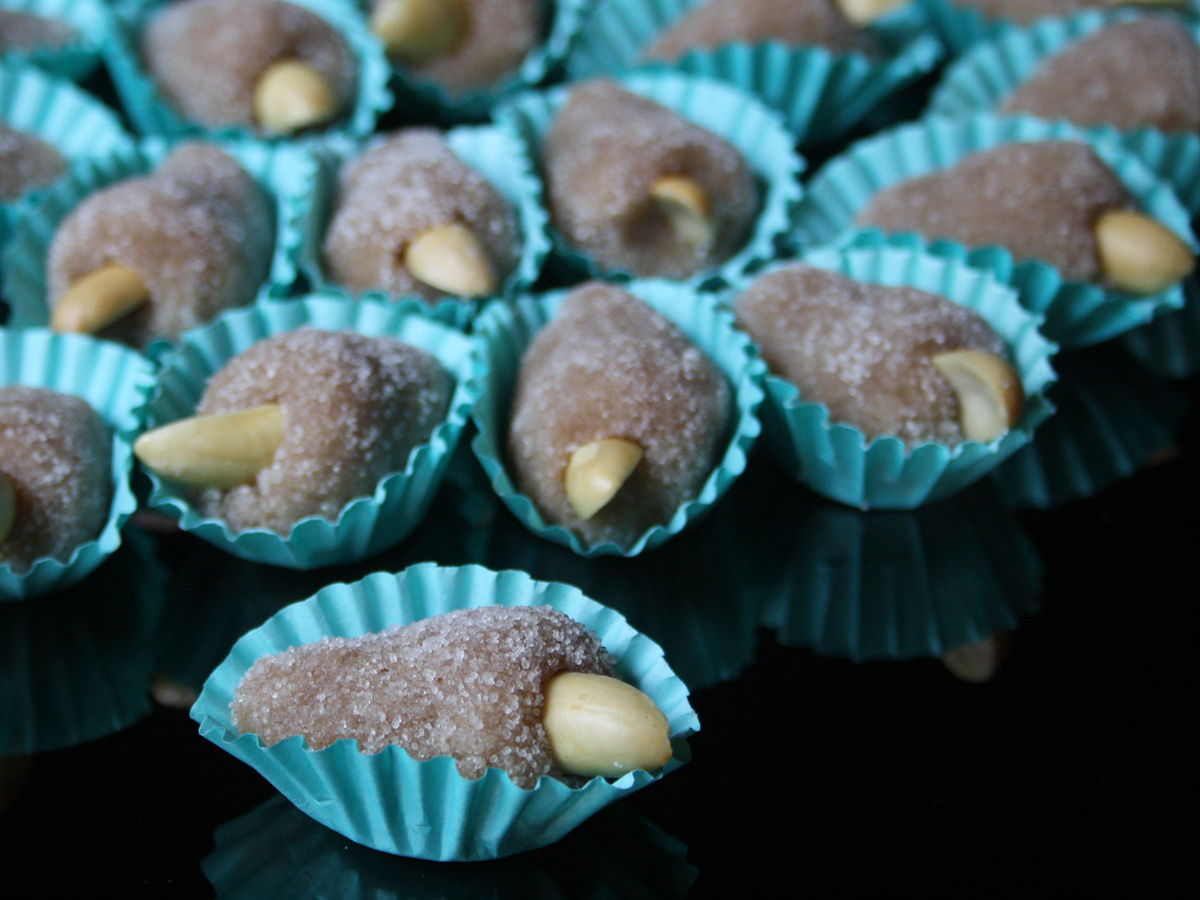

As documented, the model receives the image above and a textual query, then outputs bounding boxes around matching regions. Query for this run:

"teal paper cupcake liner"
[0,0,111,80]
[192,562,699,860]
[3,135,319,339]
[140,293,483,569]
[1122,273,1200,379]
[0,529,168,752]
[301,125,552,328]
[728,244,1057,510]
[383,0,597,121]
[471,280,766,557]
[795,113,1198,348]
[105,0,391,142]
[496,70,804,289]
[927,9,1200,212]
[565,0,943,147]
[0,327,156,600]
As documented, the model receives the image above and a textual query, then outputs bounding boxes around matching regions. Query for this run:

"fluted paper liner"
[795,113,1198,347]
[496,70,803,288]
[566,0,943,146]
[730,244,1056,510]
[0,0,110,80]
[192,563,699,860]
[0,327,156,600]
[139,293,482,569]
[471,280,765,556]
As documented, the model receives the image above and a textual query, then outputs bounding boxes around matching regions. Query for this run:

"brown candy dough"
[322,128,520,301]
[507,282,732,548]
[0,123,66,202]
[142,0,356,132]
[951,0,1114,24]
[47,143,274,348]
[194,328,453,535]
[1000,17,1200,135]
[0,9,77,50]
[541,79,759,279]
[232,604,615,787]
[735,263,1009,447]
[0,385,112,573]
[855,140,1137,282]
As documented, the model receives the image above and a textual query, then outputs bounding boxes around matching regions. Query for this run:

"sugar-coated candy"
[0,123,66,202]
[949,0,1113,24]
[142,0,356,133]
[0,385,112,574]
[508,282,732,548]
[232,605,616,788]
[0,9,76,50]
[735,263,1012,447]
[542,79,758,279]
[999,18,1200,134]
[191,328,453,534]
[46,143,274,347]
[322,128,519,301]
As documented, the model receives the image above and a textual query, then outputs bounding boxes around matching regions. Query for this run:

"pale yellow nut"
[564,437,643,520]
[1094,209,1195,295]
[254,60,339,135]
[51,263,150,335]
[942,634,1008,684]
[150,673,200,710]
[650,175,715,250]
[542,671,673,778]
[932,349,1025,444]
[371,0,467,63]
[0,471,15,547]
[134,404,286,491]
[836,0,908,26]
[402,223,498,297]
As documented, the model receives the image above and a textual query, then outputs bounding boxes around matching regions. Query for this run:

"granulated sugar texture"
[231,605,615,788]
[322,128,520,300]
[735,263,1009,447]
[542,79,758,279]
[856,140,1136,282]
[644,0,881,62]
[952,0,1101,25]
[508,282,732,548]
[47,143,274,348]
[0,124,66,203]
[0,386,112,573]
[195,328,453,534]
[142,0,356,131]
[1000,18,1200,135]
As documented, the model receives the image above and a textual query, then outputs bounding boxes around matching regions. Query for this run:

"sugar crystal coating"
[0,9,77,50]
[952,0,1108,24]
[384,0,544,95]
[322,129,520,301]
[508,282,732,548]
[735,263,1010,447]
[542,79,759,279]
[0,385,112,573]
[0,123,66,202]
[47,143,275,348]
[142,0,356,132]
[855,140,1136,283]
[644,0,882,62]
[194,328,453,534]
[231,604,616,788]
[999,18,1200,134]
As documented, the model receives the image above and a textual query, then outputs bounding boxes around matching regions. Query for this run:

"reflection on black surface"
[1123,271,1200,379]
[0,528,168,754]
[204,793,696,900]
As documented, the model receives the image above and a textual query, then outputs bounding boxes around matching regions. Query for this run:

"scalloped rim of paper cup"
[383,0,596,119]
[495,70,804,289]
[470,281,765,557]
[927,9,1200,212]
[795,113,1197,348]
[301,124,552,322]
[104,0,392,142]
[139,294,483,570]
[727,245,1057,510]
[0,327,156,600]
[0,0,111,80]
[3,135,318,333]
[565,0,943,146]
[1122,272,1200,379]
[191,562,699,860]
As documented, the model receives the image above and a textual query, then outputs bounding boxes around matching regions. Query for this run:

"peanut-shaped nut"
[932,349,1024,444]
[1095,209,1195,295]
[564,437,644,521]
[51,264,150,335]
[134,404,285,491]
